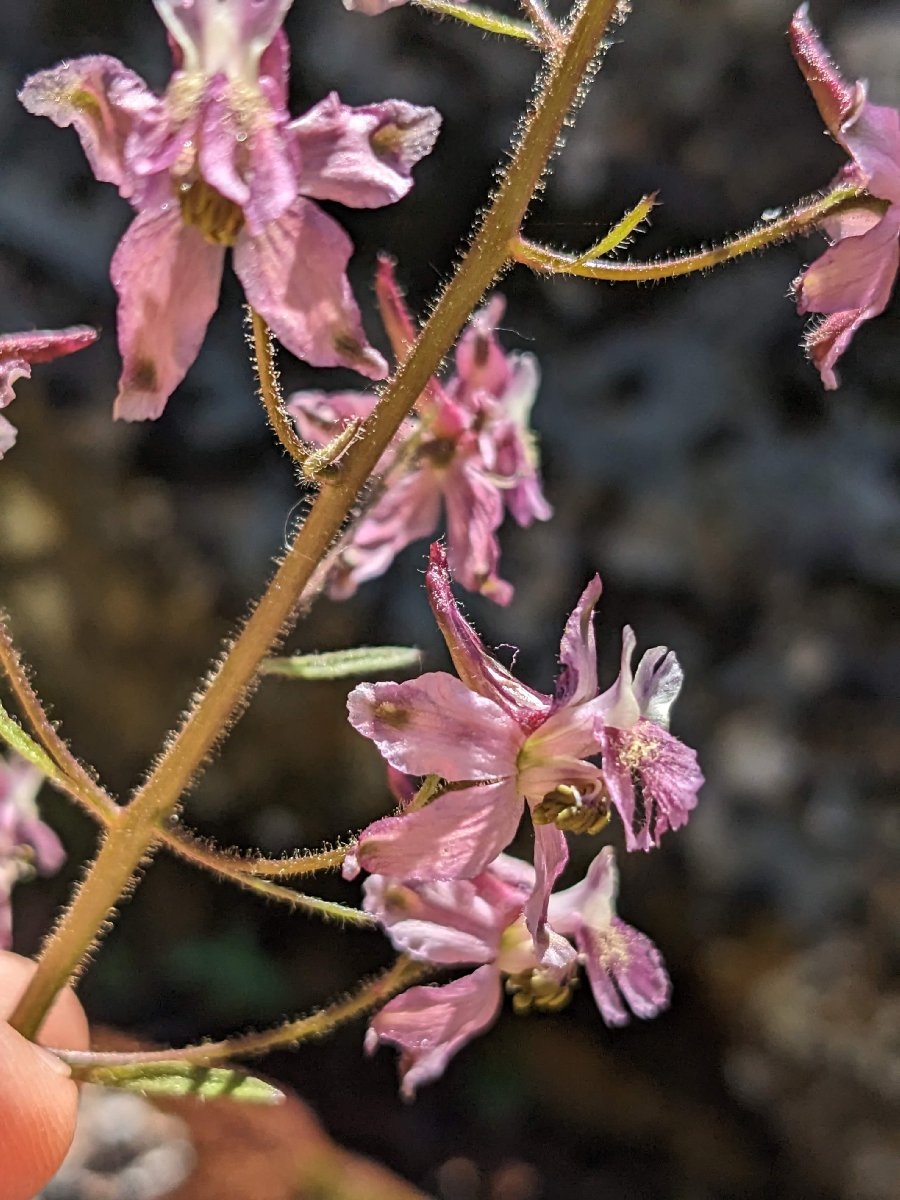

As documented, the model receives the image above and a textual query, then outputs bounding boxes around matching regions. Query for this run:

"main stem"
[10,0,624,1039]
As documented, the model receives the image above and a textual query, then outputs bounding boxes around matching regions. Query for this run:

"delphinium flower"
[789,4,900,389]
[364,848,669,1097]
[20,0,441,419]
[288,258,551,603]
[0,756,65,949]
[345,542,606,942]
[345,542,703,941]
[0,326,98,458]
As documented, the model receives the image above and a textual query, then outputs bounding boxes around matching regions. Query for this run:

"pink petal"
[286,389,379,448]
[789,6,863,137]
[631,647,684,730]
[347,674,520,780]
[330,468,443,598]
[362,871,526,965]
[111,206,225,420]
[554,574,603,706]
[374,254,418,363]
[425,542,550,725]
[454,296,511,397]
[0,325,98,452]
[233,199,387,378]
[805,309,870,390]
[15,815,66,876]
[602,719,703,852]
[578,918,670,1026]
[444,459,511,605]
[488,355,553,527]
[842,103,900,205]
[19,56,154,194]
[353,780,523,881]
[0,327,98,368]
[0,415,16,457]
[795,208,900,316]
[198,80,297,234]
[344,0,411,12]
[365,965,502,1099]
[292,93,441,209]
[524,823,568,953]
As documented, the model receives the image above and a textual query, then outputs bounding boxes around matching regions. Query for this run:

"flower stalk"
[9,0,627,1040]
[513,182,873,280]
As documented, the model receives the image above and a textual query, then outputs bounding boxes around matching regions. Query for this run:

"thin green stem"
[158,832,373,925]
[54,956,429,1067]
[10,0,626,1040]
[414,0,543,46]
[513,183,870,280]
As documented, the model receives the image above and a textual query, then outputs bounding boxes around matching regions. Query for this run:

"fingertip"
[0,1020,80,1200]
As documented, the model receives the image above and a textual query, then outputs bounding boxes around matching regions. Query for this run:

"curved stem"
[513,183,870,280]
[0,615,117,822]
[10,0,626,1040]
[54,956,429,1067]
[250,308,310,467]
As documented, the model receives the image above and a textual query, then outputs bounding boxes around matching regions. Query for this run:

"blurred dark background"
[2,1,899,1197]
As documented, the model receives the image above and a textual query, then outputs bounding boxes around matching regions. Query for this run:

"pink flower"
[288,259,551,603]
[0,326,98,458]
[364,848,668,1096]
[596,627,704,852]
[346,542,610,945]
[0,757,65,949]
[548,846,670,1026]
[20,1,440,419]
[362,856,576,1098]
[789,5,900,389]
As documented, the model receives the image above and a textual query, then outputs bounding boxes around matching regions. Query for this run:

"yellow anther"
[506,969,576,1015]
[178,179,245,246]
[532,784,610,836]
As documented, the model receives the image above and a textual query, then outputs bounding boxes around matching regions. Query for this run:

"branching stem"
[9,0,630,1039]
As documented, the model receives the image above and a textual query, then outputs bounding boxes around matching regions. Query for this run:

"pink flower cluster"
[289,258,551,603]
[0,756,64,950]
[20,0,440,419]
[348,543,703,1094]
[790,5,900,389]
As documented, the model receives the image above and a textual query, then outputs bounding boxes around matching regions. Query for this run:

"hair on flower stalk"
[19,0,441,419]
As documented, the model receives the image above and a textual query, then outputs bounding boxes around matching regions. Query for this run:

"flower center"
[178,179,245,246]
[532,783,610,836]
[505,967,576,1015]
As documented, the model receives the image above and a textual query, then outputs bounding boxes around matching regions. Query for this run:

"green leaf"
[71,1060,284,1105]
[0,700,60,778]
[262,646,422,682]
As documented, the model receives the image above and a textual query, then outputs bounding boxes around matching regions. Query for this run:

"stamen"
[506,968,576,1014]
[532,784,610,836]
[178,180,245,246]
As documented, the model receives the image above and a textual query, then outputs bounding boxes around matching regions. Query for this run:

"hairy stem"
[414,0,543,46]
[54,956,429,1067]
[513,183,870,279]
[0,615,117,821]
[10,0,626,1039]
[250,308,311,467]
